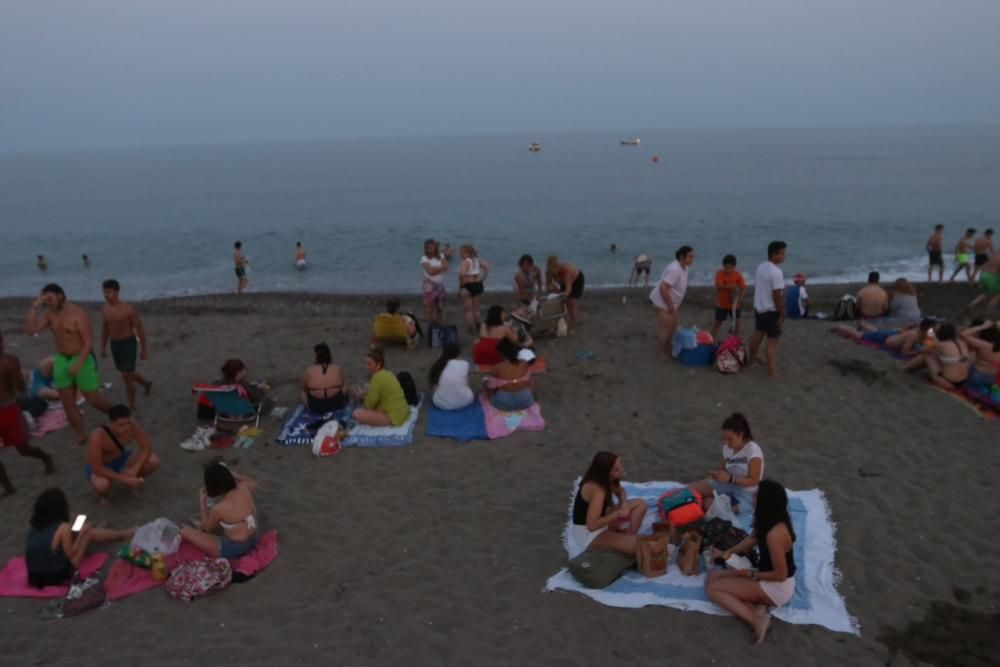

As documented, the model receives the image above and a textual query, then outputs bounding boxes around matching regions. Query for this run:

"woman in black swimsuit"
[300,343,346,414]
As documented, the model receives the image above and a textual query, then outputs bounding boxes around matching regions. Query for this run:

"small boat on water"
[529,142,542,152]
[620,138,640,146]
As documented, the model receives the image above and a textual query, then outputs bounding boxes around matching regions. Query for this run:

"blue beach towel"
[425,401,490,442]
[545,480,859,636]
[276,404,352,447]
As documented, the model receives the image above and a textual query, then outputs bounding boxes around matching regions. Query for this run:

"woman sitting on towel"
[832,318,936,357]
[485,339,535,411]
[181,463,260,560]
[688,413,763,514]
[899,322,972,388]
[961,320,1000,390]
[429,343,474,411]
[352,349,410,427]
[705,480,797,645]
[300,343,345,414]
[568,451,646,558]
[473,306,519,366]
[25,488,132,588]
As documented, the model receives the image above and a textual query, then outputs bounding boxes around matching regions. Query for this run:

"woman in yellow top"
[352,350,410,427]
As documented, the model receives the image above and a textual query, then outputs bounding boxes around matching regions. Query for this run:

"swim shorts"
[981,271,1000,296]
[975,254,989,267]
[957,253,970,265]
[928,250,943,267]
[52,353,100,392]
[84,448,132,481]
[754,310,782,339]
[0,400,29,448]
[461,282,485,298]
[235,266,246,279]
[569,272,585,300]
[110,337,138,373]
[220,531,260,560]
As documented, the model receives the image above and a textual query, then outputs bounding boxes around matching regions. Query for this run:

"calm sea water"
[2,127,998,300]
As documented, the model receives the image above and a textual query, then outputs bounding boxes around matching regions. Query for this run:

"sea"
[1,126,998,301]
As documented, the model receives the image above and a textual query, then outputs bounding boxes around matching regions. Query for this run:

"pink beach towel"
[30,405,69,438]
[103,530,279,601]
[0,553,107,599]
[480,395,545,439]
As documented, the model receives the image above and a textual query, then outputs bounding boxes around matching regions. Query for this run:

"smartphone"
[71,514,87,533]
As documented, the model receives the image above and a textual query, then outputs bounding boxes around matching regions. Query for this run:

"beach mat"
[933,385,1000,421]
[481,395,545,439]
[276,404,352,447]
[30,404,69,438]
[476,357,548,374]
[344,398,422,448]
[544,480,859,636]
[426,401,490,442]
[0,553,107,599]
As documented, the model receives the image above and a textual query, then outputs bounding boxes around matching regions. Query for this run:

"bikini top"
[308,364,343,397]
[219,497,257,532]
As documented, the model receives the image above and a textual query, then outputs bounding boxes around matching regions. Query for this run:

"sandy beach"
[0,283,996,666]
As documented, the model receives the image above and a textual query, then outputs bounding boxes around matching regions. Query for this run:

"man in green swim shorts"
[969,249,1000,311]
[25,284,110,445]
[949,227,976,283]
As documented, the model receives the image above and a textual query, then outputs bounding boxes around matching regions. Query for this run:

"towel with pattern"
[481,395,545,439]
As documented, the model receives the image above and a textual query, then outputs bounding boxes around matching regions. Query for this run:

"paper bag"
[677,531,702,576]
[636,534,670,578]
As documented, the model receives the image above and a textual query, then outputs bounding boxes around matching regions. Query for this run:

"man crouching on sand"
[85,404,159,504]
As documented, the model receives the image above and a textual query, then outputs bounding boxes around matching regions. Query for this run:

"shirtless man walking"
[24,284,110,445]
[926,225,944,283]
[969,248,1000,311]
[101,279,153,410]
[234,241,249,293]
[971,229,995,283]
[0,332,54,497]
[949,228,976,283]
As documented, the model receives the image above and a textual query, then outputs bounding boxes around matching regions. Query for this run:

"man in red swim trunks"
[0,332,55,498]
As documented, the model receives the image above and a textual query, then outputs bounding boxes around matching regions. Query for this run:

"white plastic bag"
[311,420,343,457]
[131,517,181,555]
[704,492,737,524]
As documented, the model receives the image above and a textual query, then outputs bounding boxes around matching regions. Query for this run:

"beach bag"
[699,518,751,554]
[657,488,704,528]
[60,573,108,617]
[131,518,181,555]
[117,544,153,569]
[165,558,232,601]
[396,371,419,406]
[568,550,635,589]
[715,335,746,374]
[672,327,699,358]
[311,420,344,457]
[428,324,459,349]
[833,295,858,321]
[636,534,670,578]
[677,531,702,576]
[704,492,738,524]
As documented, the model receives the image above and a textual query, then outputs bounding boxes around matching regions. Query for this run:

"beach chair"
[519,295,567,339]
[192,383,262,430]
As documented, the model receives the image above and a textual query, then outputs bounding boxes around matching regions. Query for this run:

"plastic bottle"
[151,553,168,582]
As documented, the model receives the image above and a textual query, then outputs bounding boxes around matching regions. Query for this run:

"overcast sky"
[2,0,998,151]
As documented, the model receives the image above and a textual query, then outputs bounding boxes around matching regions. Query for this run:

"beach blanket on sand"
[481,395,545,439]
[343,398,422,448]
[933,385,1000,421]
[0,554,107,599]
[276,404,353,446]
[426,401,490,442]
[30,404,69,438]
[544,480,859,636]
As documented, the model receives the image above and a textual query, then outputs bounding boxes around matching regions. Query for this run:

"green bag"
[568,549,636,589]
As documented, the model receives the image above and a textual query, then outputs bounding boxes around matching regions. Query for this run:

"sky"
[2,0,999,151]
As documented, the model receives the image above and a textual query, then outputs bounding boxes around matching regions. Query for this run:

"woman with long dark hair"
[688,413,764,513]
[300,343,345,414]
[568,451,647,558]
[705,479,797,645]
[180,463,260,559]
[473,305,519,366]
[429,343,474,410]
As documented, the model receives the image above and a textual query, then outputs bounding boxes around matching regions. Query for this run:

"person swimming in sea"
[295,242,307,270]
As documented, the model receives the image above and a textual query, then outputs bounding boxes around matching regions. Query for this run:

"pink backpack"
[165,558,232,601]
[715,335,746,375]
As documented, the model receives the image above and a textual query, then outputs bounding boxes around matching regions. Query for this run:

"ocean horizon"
[2,125,998,301]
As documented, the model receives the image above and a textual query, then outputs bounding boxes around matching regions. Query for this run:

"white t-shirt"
[432,359,474,410]
[722,440,764,492]
[422,255,444,283]
[649,260,688,310]
[798,286,809,314]
[753,262,784,313]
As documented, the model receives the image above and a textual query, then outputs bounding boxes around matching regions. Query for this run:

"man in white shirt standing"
[650,246,695,357]
[749,241,787,378]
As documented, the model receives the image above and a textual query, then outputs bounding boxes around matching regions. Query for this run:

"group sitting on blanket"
[430,337,538,412]
[570,413,792,644]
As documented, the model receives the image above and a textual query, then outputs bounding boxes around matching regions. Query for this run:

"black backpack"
[833,296,858,321]
[396,371,419,406]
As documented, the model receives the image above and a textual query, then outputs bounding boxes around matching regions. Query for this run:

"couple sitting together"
[430,338,537,412]
[570,413,792,644]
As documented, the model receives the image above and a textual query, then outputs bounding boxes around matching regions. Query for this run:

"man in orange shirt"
[710,254,746,339]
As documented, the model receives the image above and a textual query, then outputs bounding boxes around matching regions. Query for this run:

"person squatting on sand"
[181,462,260,560]
[748,242,787,378]
[545,256,584,333]
[705,479,797,645]
[485,339,536,411]
[100,279,153,410]
[568,451,647,558]
[24,284,111,445]
[85,404,160,504]
[421,239,453,324]
[429,343,475,411]
[0,332,54,497]
[898,322,971,389]
[687,413,764,514]
[650,246,695,357]
[458,244,490,335]
[25,488,131,588]
[300,343,346,414]
[352,349,410,427]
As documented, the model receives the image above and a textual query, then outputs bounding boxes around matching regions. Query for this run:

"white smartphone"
[71,514,87,533]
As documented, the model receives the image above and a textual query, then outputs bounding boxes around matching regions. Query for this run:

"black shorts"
[235,267,246,279]
[461,282,484,297]
[755,311,782,338]
[110,337,138,373]
[714,307,742,322]
[569,272,585,300]
[928,250,943,267]
[975,254,989,267]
